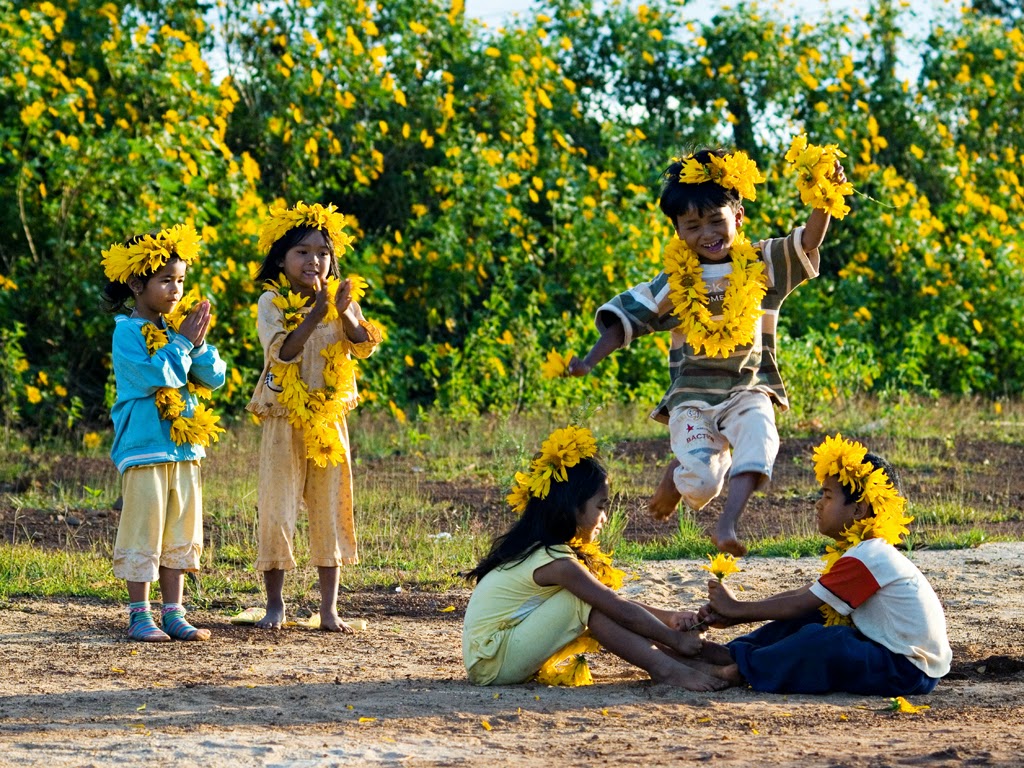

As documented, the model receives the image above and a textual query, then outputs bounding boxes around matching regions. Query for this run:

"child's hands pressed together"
[178,299,211,347]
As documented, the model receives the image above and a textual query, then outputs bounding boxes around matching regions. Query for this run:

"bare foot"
[715,663,744,686]
[648,459,682,521]
[255,600,285,629]
[712,521,748,556]
[697,640,734,666]
[652,662,729,692]
[320,611,354,634]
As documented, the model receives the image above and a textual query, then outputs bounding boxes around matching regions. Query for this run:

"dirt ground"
[2,542,1023,767]
[2,435,1023,766]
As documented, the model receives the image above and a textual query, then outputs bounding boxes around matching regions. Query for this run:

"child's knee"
[673,465,725,510]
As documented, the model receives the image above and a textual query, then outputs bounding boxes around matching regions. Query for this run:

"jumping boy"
[569,148,846,555]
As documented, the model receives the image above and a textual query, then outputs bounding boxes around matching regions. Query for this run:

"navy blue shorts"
[727,612,939,695]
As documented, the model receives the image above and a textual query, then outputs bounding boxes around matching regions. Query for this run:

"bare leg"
[127,581,150,603]
[588,610,728,691]
[318,566,352,633]
[713,471,758,556]
[256,569,286,629]
[648,459,682,521]
[158,566,185,605]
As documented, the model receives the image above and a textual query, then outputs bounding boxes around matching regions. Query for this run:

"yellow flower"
[676,150,765,201]
[540,349,572,379]
[82,432,102,450]
[887,696,930,714]
[701,552,742,581]
[535,633,600,686]
[785,135,854,219]
[507,426,599,510]
[258,201,355,254]
[102,224,201,283]
[26,386,43,404]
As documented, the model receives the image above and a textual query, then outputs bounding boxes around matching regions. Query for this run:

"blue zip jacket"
[110,314,228,473]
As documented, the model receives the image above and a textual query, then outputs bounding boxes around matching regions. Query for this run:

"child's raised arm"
[705,578,823,624]
[800,161,847,257]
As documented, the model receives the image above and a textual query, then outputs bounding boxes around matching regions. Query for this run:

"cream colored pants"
[256,416,358,571]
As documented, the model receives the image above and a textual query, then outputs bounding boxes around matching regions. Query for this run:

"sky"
[465,0,946,27]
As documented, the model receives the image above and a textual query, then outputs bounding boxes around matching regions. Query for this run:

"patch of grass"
[919,528,993,550]
[0,544,119,600]
[2,397,1022,604]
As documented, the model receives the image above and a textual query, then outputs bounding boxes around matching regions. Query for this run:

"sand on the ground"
[1,543,1023,767]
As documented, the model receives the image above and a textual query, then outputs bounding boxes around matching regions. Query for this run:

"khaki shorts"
[668,390,779,511]
[113,461,203,583]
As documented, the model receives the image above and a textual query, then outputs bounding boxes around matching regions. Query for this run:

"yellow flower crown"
[506,425,599,513]
[102,224,201,283]
[676,149,766,201]
[812,433,913,547]
[257,201,356,254]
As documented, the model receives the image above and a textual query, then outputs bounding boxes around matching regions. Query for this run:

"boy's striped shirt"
[597,227,817,423]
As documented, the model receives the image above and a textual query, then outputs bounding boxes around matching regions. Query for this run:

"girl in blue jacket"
[101,225,227,642]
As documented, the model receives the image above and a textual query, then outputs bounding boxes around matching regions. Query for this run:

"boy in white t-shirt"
[692,434,951,695]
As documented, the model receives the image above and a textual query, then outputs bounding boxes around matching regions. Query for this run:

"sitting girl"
[462,426,729,691]
[695,434,952,695]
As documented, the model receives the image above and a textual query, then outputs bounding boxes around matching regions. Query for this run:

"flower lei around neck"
[665,150,769,358]
[264,273,368,468]
[139,288,225,448]
[663,231,767,358]
[505,426,627,686]
[812,433,914,626]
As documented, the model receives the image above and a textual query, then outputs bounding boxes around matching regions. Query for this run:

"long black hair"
[465,456,608,584]
[253,225,339,287]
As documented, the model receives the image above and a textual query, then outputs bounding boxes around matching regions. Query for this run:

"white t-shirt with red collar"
[809,537,952,678]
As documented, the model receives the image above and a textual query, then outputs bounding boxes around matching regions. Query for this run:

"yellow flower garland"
[812,433,914,626]
[264,274,367,468]
[663,231,767,358]
[257,201,355,255]
[102,224,201,282]
[785,135,854,219]
[676,150,766,201]
[506,425,600,513]
[139,309,225,448]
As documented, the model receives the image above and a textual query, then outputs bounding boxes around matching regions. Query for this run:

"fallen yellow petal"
[358,717,376,723]
[111,668,126,674]
[481,720,492,731]
[136,704,146,712]
[438,606,456,613]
